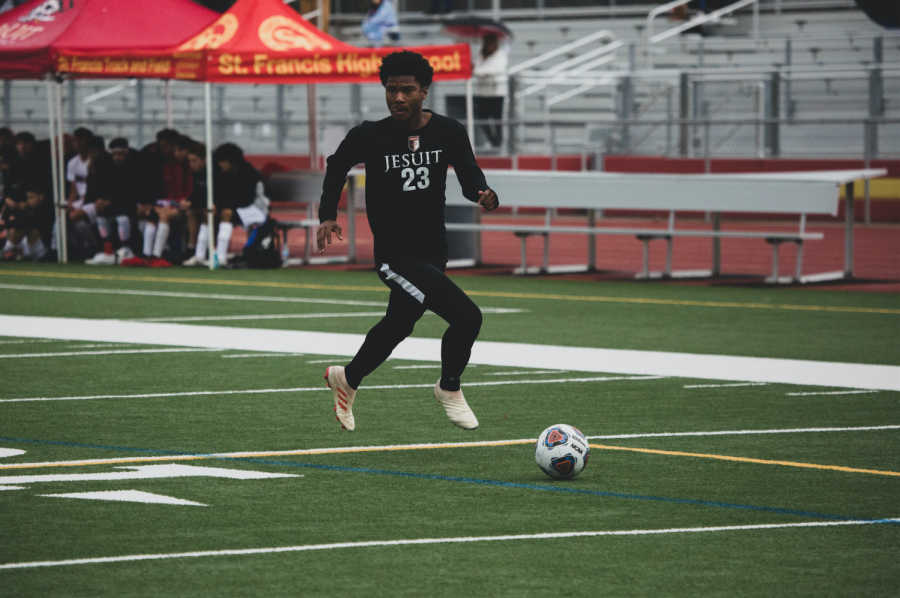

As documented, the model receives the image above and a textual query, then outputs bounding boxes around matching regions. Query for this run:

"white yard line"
[0,315,897,391]
[135,312,388,322]
[486,370,568,376]
[222,353,306,358]
[393,365,477,369]
[0,348,224,359]
[306,358,345,363]
[683,383,769,389]
[0,339,60,345]
[0,283,389,307]
[785,390,880,396]
[0,375,659,403]
[134,307,524,323]
[0,520,886,570]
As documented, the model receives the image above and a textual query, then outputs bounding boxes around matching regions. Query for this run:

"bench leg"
[641,239,650,278]
[664,237,673,278]
[304,226,312,264]
[794,240,804,282]
[770,241,780,280]
[541,233,550,273]
[520,235,528,274]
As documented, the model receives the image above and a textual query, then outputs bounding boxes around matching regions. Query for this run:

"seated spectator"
[173,134,198,257]
[2,180,53,261]
[362,0,400,47]
[66,127,97,255]
[182,144,211,267]
[84,136,131,265]
[124,129,191,267]
[0,147,23,244]
[0,127,14,153]
[192,143,269,268]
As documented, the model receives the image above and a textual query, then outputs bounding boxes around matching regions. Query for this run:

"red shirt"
[161,159,192,200]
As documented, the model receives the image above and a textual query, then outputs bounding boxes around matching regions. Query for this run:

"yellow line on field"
[2,439,898,478]
[1,269,897,314]
[589,444,900,477]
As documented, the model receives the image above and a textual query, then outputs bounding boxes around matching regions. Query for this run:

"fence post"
[275,85,285,153]
[2,81,10,127]
[135,79,144,149]
[507,75,517,157]
[678,72,689,157]
[784,38,793,119]
[764,71,780,157]
[67,79,76,131]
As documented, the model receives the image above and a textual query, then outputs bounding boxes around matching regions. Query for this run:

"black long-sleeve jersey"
[319,110,493,266]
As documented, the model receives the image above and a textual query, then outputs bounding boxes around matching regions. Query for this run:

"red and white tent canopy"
[54,0,472,83]
[0,0,219,79]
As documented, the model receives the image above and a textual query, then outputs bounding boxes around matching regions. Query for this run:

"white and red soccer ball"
[535,424,590,480]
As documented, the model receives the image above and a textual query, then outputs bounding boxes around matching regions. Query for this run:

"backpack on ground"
[230,218,282,269]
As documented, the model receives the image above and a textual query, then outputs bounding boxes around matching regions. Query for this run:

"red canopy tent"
[0,0,219,262]
[0,0,219,79]
[52,0,471,84]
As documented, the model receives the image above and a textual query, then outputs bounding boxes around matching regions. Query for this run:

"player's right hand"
[317,220,343,253]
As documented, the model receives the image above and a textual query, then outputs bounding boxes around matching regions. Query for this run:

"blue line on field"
[2,435,897,526]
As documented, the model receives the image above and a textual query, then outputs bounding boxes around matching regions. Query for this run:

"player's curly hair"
[379,50,434,88]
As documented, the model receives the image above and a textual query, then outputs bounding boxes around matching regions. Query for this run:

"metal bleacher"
[1,0,897,160]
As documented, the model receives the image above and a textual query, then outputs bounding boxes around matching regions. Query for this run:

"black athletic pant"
[344,258,482,392]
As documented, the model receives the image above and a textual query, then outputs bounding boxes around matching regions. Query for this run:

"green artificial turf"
[0,263,898,596]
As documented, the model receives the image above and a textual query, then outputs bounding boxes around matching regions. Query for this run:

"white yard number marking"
[401,167,430,191]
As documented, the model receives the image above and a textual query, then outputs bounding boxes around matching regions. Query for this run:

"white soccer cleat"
[324,366,356,431]
[182,255,207,267]
[85,252,116,265]
[434,380,479,430]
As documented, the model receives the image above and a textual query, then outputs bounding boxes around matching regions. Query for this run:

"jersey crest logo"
[408,136,420,152]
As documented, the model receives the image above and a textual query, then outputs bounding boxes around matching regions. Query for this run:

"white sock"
[152,222,170,258]
[3,240,13,252]
[216,222,233,264]
[19,237,30,256]
[116,215,131,242]
[96,216,111,241]
[142,222,156,257]
[27,237,47,261]
[195,224,209,260]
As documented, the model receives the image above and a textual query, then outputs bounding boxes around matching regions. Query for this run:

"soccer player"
[317,50,499,432]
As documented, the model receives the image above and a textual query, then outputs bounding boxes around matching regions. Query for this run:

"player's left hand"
[477,189,499,211]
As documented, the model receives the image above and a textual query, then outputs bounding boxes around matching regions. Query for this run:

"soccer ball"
[535,424,590,480]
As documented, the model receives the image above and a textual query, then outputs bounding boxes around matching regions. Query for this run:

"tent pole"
[165,80,173,129]
[45,77,63,263]
[56,80,68,264]
[307,84,318,171]
[465,77,475,150]
[204,82,215,270]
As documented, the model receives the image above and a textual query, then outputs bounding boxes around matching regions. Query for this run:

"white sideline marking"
[0,464,299,485]
[0,339,59,345]
[684,383,768,389]
[486,370,567,376]
[135,307,524,323]
[0,520,886,570]
[0,348,223,359]
[0,448,26,458]
[0,283,389,307]
[6,425,898,471]
[222,353,306,358]
[0,485,25,490]
[62,343,134,349]
[786,390,880,396]
[0,376,659,403]
[393,365,477,370]
[40,490,206,506]
[136,312,387,322]
[306,358,345,363]
[0,315,897,391]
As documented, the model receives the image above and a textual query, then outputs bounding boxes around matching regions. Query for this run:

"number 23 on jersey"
[401,167,430,191]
